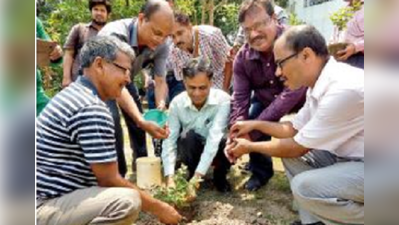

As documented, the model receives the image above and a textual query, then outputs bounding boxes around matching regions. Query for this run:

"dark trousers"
[345,52,364,69]
[248,97,274,182]
[147,72,185,110]
[106,83,147,177]
[177,130,231,179]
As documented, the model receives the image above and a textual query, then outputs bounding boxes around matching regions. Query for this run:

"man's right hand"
[139,120,169,139]
[166,175,176,189]
[153,200,182,224]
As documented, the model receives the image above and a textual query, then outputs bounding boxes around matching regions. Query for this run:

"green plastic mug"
[143,109,168,127]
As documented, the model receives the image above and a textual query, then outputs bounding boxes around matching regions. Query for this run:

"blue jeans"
[248,96,274,182]
[106,83,147,177]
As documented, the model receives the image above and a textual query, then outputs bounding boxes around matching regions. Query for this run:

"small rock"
[257,212,263,217]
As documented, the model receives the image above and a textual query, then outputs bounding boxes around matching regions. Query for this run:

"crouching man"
[226,25,364,225]
[162,57,232,193]
[36,36,181,225]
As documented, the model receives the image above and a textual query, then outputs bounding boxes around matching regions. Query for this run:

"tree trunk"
[208,0,214,25]
[125,0,130,7]
[201,0,207,24]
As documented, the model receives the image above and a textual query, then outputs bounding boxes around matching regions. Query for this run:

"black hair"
[239,0,275,23]
[283,25,329,57]
[88,0,112,13]
[174,12,191,26]
[182,57,213,80]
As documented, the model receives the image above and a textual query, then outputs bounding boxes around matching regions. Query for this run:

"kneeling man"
[162,57,232,193]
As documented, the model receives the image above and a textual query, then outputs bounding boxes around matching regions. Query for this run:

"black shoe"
[245,175,268,191]
[213,177,231,193]
[290,220,325,225]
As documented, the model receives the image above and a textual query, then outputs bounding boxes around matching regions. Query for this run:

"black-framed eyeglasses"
[275,52,299,69]
[110,61,131,77]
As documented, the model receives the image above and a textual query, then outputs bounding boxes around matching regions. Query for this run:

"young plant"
[153,164,202,209]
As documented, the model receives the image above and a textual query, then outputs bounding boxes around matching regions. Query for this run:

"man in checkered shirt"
[168,13,232,92]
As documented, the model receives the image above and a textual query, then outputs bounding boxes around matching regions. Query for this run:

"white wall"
[288,0,347,40]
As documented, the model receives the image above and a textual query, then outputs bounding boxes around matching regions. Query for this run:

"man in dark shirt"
[228,0,306,191]
[62,0,112,87]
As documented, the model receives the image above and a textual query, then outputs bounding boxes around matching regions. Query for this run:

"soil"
[132,157,298,225]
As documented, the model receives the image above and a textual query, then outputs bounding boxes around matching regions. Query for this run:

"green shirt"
[36,18,62,116]
[36,18,50,116]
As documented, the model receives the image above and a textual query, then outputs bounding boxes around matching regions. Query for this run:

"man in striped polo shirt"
[36,36,181,225]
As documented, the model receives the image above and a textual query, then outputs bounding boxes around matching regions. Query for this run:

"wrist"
[137,118,146,128]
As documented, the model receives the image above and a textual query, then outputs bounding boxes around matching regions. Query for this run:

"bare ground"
[121,117,298,225]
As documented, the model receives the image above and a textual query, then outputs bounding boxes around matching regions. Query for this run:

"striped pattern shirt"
[36,76,117,201]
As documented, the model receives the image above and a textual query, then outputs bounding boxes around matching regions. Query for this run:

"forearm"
[253,121,297,139]
[154,76,167,108]
[98,174,159,215]
[223,64,233,92]
[62,51,74,80]
[116,88,144,125]
[248,138,309,158]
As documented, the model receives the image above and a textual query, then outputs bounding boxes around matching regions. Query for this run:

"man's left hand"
[335,43,356,61]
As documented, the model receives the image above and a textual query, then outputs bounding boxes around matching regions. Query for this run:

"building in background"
[288,0,347,40]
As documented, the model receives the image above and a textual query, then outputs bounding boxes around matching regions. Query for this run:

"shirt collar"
[129,20,139,48]
[87,21,102,31]
[183,89,219,110]
[76,75,100,97]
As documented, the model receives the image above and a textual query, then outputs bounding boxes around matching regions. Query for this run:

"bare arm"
[154,76,168,110]
[117,88,169,139]
[231,120,297,139]
[62,49,75,88]
[91,162,182,224]
[226,137,309,163]
[116,88,143,124]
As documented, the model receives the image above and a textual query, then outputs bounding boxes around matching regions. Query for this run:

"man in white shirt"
[162,57,232,193]
[225,25,364,225]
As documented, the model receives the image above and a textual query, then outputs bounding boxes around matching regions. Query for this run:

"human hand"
[153,201,182,225]
[166,175,176,189]
[335,43,356,61]
[49,45,63,61]
[226,138,252,160]
[231,121,257,137]
[139,120,169,139]
[157,100,167,111]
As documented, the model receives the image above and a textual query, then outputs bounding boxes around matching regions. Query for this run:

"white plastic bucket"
[136,157,162,189]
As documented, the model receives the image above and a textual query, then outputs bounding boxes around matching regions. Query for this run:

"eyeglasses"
[110,61,131,77]
[243,18,272,36]
[275,52,299,69]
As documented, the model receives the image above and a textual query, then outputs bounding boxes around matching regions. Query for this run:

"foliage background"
[37,0,290,96]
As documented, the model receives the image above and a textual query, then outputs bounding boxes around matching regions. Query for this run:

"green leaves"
[153,165,199,209]
[330,0,362,31]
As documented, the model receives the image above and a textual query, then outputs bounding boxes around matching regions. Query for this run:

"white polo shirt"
[293,59,364,158]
